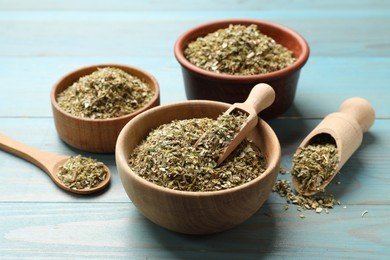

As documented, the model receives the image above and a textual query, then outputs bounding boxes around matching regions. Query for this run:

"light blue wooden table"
[1,1,389,259]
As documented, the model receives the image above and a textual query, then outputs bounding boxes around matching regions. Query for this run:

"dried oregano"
[57,67,153,119]
[57,155,107,190]
[184,24,296,75]
[291,135,339,193]
[196,111,248,161]
[128,114,266,192]
[272,177,340,215]
[272,136,341,216]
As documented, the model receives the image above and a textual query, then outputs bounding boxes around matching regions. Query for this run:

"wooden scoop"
[292,97,375,196]
[195,83,275,165]
[0,133,111,194]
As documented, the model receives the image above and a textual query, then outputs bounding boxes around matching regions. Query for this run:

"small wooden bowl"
[115,100,281,234]
[174,19,310,120]
[51,64,160,153]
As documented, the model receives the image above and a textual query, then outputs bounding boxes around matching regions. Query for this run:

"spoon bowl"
[0,133,110,194]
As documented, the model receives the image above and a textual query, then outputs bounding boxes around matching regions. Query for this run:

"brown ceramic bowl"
[174,19,310,120]
[51,64,160,153]
[115,100,281,234]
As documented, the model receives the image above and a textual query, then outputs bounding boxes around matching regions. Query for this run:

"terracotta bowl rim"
[174,19,310,82]
[116,100,281,198]
[50,63,160,123]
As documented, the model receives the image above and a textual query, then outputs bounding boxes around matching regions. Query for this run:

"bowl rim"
[116,100,281,197]
[174,19,310,82]
[50,63,160,123]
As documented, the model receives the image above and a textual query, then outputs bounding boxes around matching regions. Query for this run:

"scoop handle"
[217,84,275,166]
[243,83,276,114]
[0,133,64,175]
[339,97,375,133]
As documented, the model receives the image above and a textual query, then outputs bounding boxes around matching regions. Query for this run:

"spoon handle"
[339,97,375,133]
[243,83,276,114]
[0,133,66,175]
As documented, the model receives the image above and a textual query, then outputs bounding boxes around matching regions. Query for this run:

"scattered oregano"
[272,136,342,217]
[272,173,340,216]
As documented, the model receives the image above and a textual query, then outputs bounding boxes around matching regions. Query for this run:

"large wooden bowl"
[174,19,310,120]
[50,64,160,153]
[115,100,281,234]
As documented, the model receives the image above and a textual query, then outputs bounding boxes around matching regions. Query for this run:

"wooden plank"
[0,57,186,117]
[0,202,389,258]
[1,0,389,11]
[0,10,389,57]
[288,57,390,118]
[0,0,389,258]
[0,118,389,206]
[0,57,388,118]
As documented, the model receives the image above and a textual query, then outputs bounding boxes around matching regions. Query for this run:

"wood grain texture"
[1,0,388,11]
[0,10,388,57]
[0,203,389,259]
[0,0,389,258]
[0,57,388,118]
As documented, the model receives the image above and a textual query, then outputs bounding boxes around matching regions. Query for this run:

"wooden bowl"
[115,100,281,234]
[50,64,160,153]
[174,19,310,120]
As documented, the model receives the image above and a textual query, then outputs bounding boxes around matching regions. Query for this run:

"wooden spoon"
[0,133,111,194]
[195,83,275,165]
[292,97,375,196]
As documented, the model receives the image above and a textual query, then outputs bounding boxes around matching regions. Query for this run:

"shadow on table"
[325,131,377,199]
[267,104,312,146]
[142,201,278,259]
